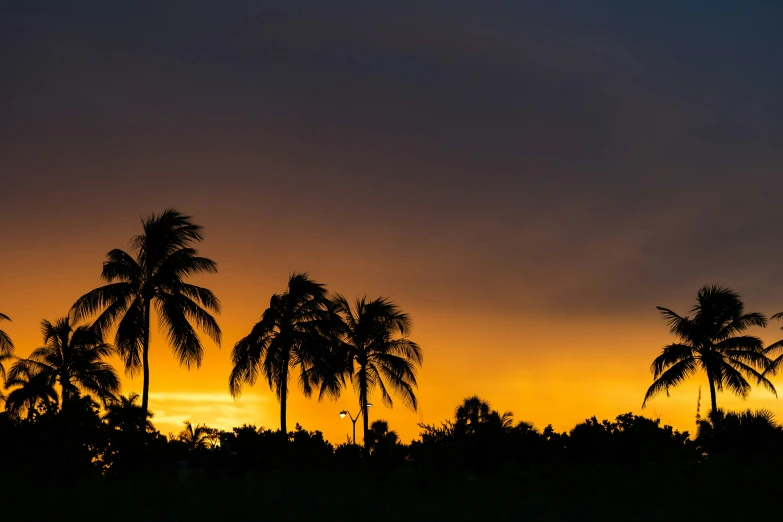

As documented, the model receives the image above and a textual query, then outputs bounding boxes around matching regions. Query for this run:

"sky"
[2,1,783,443]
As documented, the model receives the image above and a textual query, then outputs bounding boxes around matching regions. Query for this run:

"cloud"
[147,392,274,434]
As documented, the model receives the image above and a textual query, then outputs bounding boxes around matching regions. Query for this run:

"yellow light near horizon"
[4,240,783,445]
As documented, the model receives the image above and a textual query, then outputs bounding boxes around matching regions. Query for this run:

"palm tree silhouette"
[696,408,782,456]
[103,392,155,432]
[4,361,59,418]
[71,209,221,417]
[331,295,422,448]
[455,396,492,434]
[761,312,783,375]
[4,317,120,417]
[178,420,219,450]
[367,419,399,450]
[0,313,14,391]
[229,273,337,434]
[643,285,774,412]
[454,396,513,435]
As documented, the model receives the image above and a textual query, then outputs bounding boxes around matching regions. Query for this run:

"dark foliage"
[1,395,780,522]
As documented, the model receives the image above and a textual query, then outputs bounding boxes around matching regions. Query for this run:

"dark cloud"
[2,1,782,316]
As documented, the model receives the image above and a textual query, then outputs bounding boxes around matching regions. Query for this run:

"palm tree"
[71,209,221,417]
[455,396,492,435]
[0,312,14,381]
[696,408,782,456]
[178,420,219,450]
[366,419,399,455]
[454,396,513,436]
[229,273,337,434]
[331,295,422,448]
[4,317,120,417]
[643,285,775,412]
[103,392,155,432]
[4,360,59,418]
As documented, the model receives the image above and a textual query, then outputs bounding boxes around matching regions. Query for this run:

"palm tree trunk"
[360,367,369,449]
[141,299,151,418]
[279,364,288,434]
[708,374,717,413]
[58,375,67,414]
[280,389,287,435]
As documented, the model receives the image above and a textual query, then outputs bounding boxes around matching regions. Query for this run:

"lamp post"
[339,403,372,445]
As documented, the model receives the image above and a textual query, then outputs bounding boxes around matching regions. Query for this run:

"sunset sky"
[2,1,783,443]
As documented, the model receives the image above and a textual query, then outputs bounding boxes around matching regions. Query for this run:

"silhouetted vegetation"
[71,209,221,417]
[645,285,775,411]
[229,272,337,433]
[229,276,422,446]
[4,211,783,519]
[0,312,13,372]
[331,295,422,448]
[1,393,781,520]
[5,317,119,417]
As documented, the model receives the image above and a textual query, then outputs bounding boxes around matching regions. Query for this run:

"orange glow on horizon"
[4,239,783,445]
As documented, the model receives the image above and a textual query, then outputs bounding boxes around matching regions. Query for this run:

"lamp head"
[339,411,347,418]
[367,403,373,408]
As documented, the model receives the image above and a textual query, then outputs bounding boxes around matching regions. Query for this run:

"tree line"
[3,389,783,482]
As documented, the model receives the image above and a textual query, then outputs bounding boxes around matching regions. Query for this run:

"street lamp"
[339,403,372,445]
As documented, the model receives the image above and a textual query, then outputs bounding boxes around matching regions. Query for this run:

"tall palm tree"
[103,392,155,432]
[4,317,120,417]
[229,273,338,434]
[331,295,422,448]
[643,285,775,412]
[0,312,14,382]
[71,209,221,416]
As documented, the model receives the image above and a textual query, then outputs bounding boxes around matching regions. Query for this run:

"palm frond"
[156,296,204,369]
[717,361,752,399]
[134,208,204,254]
[649,343,693,377]
[229,324,271,397]
[715,335,764,353]
[0,313,14,357]
[90,292,133,337]
[155,249,218,281]
[376,360,418,410]
[368,363,393,408]
[163,291,222,346]
[722,348,770,369]
[643,358,697,407]
[176,283,222,314]
[719,312,768,339]
[71,282,135,325]
[725,359,777,397]
[101,249,142,282]
[114,298,145,375]
[764,350,783,376]
[656,307,692,340]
